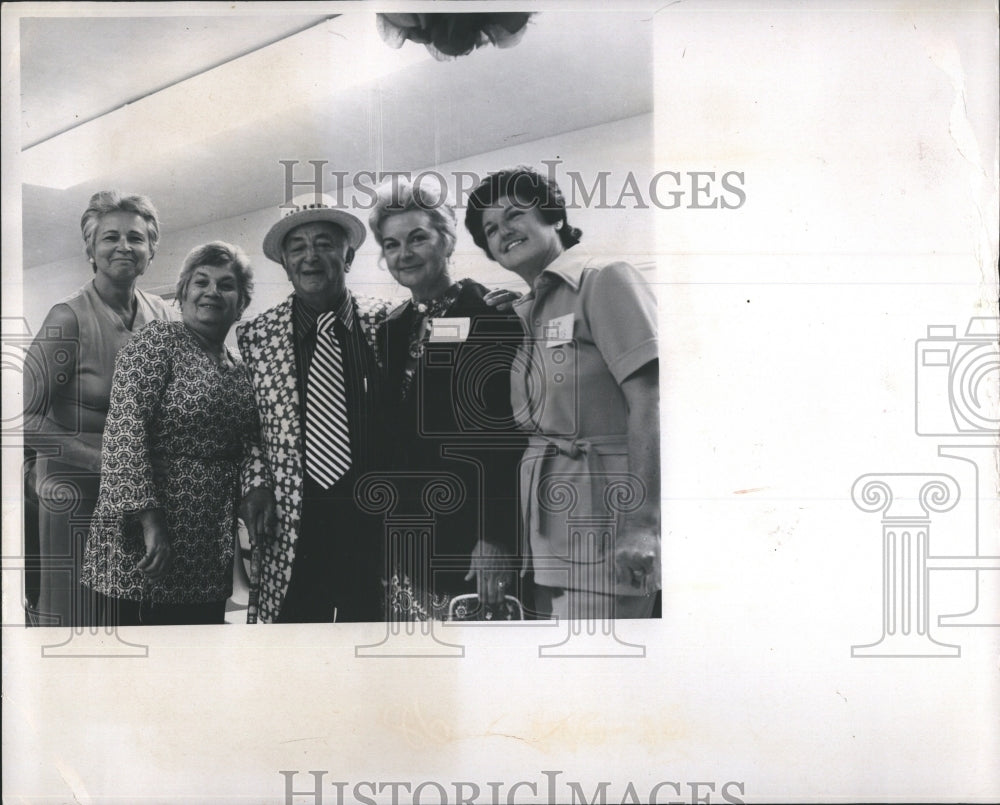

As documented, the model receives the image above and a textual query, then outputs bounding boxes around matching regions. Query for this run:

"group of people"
[24,166,660,626]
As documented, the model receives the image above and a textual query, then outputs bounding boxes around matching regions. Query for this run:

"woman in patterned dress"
[23,191,174,627]
[81,242,259,625]
[369,178,526,620]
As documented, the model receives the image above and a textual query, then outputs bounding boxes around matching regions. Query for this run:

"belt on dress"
[519,433,629,576]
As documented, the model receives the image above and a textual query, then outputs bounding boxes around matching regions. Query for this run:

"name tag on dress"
[544,313,575,347]
[428,317,470,342]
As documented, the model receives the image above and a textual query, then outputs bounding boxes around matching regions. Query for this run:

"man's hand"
[241,487,278,547]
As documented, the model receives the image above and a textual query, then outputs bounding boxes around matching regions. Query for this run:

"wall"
[22,113,653,340]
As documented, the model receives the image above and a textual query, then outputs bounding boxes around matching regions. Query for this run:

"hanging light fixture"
[376,12,534,61]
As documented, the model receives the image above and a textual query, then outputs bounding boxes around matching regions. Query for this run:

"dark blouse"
[377,279,527,618]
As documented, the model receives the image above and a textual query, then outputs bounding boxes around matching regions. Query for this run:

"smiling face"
[380,210,453,302]
[91,211,153,284]
[179,263,242,340]
[281,221,351,311]
[480,196,563,282]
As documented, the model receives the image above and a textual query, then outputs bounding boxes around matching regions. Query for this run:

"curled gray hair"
[80,190,161,266]
[368,176,457,258]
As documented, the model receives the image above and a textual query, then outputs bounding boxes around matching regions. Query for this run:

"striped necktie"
[305,312,351,488]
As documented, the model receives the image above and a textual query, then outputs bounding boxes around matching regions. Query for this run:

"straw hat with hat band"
[262,193,367,263]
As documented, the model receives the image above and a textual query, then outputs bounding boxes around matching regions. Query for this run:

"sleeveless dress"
[33,280,172,627]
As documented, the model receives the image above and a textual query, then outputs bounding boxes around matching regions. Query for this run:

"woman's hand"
[613,526,660,594]
[619,361,661,595]
[464,539,514,605]
[136,509,173,580]
[240,486,278,547]
[483,288,522,312]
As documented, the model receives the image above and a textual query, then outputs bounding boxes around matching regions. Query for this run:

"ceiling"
[19,14,335,147]
[18,10,652,269]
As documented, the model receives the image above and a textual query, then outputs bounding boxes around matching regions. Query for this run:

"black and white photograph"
[2,2,997,803]
[14,7,660,632]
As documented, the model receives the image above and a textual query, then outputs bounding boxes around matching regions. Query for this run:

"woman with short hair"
[370,178,526,620]
[81,241,260,625]
[24,190,174,627]
[465,166,661,620]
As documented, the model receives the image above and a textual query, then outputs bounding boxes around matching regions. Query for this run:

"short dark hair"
[464,165,582,260]
[176,241,254,315]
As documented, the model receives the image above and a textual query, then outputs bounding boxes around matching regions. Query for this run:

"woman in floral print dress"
[82,242,259,625]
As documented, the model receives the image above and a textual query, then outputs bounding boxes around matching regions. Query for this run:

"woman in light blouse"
[24,191,173,626]
[466,166,660,620]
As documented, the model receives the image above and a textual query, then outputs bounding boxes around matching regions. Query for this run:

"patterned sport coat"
[236,293,389,623]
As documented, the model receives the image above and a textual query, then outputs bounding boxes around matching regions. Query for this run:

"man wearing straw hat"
[238,193,391,623]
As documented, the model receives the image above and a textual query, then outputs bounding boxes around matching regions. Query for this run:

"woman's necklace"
[400,281,463,400]
[409,280,463,353]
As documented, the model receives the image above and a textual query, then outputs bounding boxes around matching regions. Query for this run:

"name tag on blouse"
[544,313,575,347]
[428,317,471,342]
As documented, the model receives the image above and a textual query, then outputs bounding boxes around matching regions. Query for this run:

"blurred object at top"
[376,13,534,60]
